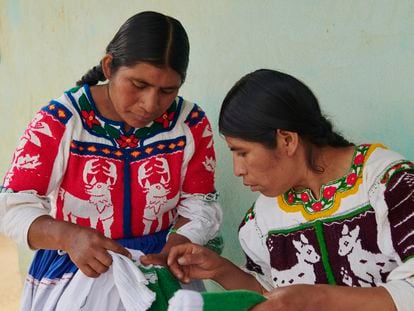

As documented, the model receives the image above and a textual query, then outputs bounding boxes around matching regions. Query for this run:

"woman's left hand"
[140,232,191,266]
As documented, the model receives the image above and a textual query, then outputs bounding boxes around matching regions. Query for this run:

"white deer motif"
[338,224,397,286]
[138,157,177,234]
[271,234,321,287]
[4,113,53,186]
[61,159,117,237]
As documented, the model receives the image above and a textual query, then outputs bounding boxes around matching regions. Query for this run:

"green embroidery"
[315,221,336,284]
[68,85,81,93]
[205,234,224,255]
[78,91,178,147]
[380,161,414,185]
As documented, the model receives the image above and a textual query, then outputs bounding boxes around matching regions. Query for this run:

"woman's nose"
[233,156,246,177]
[142,89,159,113]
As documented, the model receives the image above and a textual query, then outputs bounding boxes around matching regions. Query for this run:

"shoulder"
[239,195,282,233]
[362,144,408,188]
[177,98,211,128]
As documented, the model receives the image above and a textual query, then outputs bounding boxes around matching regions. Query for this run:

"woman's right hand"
[166,243,226,283]
[62,224,131,278]
[27,215,130,278]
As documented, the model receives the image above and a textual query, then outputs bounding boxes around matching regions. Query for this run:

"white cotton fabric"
[167,289,204,311]
[55,249,155,311]
[175,193,222,245]
[0,191,50,248]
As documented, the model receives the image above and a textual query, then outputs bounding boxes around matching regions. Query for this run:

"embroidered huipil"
[0,85,222,247]
[239,144,414,311]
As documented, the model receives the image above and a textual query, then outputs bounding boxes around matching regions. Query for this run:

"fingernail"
[178,257,185,265]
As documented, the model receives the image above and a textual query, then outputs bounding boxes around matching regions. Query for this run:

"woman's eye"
[160,88,176,95]
[133,82,146,89]
[238,152,247,157]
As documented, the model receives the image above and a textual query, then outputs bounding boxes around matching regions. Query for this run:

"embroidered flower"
[301,192,309,202]
[288,193,295,203]
[81,110,100,128]
[346,172,357,186]
[354,154,364,166]
[312,202,323,212]
[116,134,139,148]
[323,186,337,200]
[154,111,175,128]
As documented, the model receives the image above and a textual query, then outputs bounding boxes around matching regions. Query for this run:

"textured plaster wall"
[1,0,413,275]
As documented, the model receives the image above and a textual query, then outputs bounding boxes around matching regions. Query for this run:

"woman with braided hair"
[166,69,414,310]
[0,11,222,309]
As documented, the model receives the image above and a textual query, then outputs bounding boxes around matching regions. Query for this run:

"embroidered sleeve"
[174,105,222,245]
[0,102,72,247]
[182,104,216,194]
[238,204,273,290]
[383,165,414,261]
[3,102,72,194]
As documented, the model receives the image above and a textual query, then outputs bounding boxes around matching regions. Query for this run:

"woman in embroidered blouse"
[165,69,414,311]
[0,11,222,309]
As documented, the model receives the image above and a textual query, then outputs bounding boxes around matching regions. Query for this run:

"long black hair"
[219,69,353,172]
[76,11,189,86]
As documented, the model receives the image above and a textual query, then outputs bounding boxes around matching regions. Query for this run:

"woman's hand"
[140,216,191,267]
[165,243,226,283]
[140,232,191,267]
[27,215,130,278]
[63,225,131,278]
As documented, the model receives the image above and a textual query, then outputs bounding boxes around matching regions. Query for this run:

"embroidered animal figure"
[138,157,178,234]
[271,234,320,287]
[338,224,397,286]
[61,159,117,236]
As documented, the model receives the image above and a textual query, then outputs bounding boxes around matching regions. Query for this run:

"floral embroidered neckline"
[278,144,383,220]
[72,85,179,148]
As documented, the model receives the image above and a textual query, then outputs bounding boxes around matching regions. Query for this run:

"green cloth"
[139,266,266,311]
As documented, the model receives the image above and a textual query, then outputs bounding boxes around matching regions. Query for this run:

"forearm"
[160,216,191,253]
[213,258,263,293]
[27,215,76,251]
[260,284,397,311]
[322,285,396,311]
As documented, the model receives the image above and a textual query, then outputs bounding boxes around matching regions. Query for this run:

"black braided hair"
[76,11,189,86]
[219,69,354,173]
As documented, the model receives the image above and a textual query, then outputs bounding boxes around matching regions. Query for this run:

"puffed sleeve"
[173,104,222,245]
[0,101,72,247]
[238,204,274,291]
[371,163,414,311]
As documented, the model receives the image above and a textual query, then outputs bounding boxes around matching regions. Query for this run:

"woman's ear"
[101,54,113,80]
[276,129,299,156]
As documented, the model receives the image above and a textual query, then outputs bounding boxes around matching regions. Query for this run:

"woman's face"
[225,136,297,197]
[107,62,181,128]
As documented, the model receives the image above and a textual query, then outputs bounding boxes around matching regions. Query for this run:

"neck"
[293,145,355,199]
[90,84,123,123]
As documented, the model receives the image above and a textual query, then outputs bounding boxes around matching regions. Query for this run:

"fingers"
[167,243,201,266]
[104,239,131,258]
[140,253,168,266]
[168,258,186,281]
[94,248,113,268]
[79,261,107,278]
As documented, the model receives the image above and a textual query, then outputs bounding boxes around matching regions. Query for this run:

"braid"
[306,116,353,148]
[76,64,106,86]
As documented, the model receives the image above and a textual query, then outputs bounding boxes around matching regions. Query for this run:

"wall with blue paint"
[1,0,413,277]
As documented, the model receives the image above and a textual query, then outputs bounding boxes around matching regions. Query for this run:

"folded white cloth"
[56,249,155,311]
[167,289,204,311]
